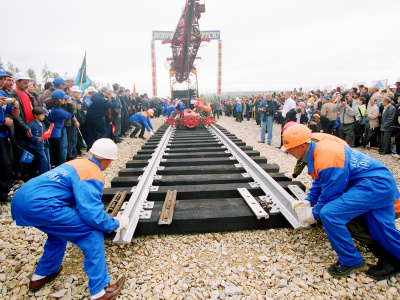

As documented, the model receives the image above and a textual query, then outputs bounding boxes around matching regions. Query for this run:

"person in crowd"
[111,83,122,144]
[0,67,20,201]
[245,100,251,121]
[41,77,66,109]
[141,93,150,111]
[64,86,81,161]
[369,85,381,107]
[235,98,243,122]
[320,95,337,133]
[393,96,400,158]
[8,72,36,181]
[365,97,380,148]
[283,124,400,278]
[359,85,370,106]
[380,96,396,155]
[38,81,54,107]
[177,99,186,111]
[258,92,274,144]
[129,109,155,139]
[45,90,72,167]
[85,87,117,149]
[163,103,176,117]
[119,86,130,136]
[11,138,127,300]
[331,91,359,147]
[63,74,75,88]
[27,107,52,175]
[27,82,39,103]
[286,101,308,125]
[357,97,367,118]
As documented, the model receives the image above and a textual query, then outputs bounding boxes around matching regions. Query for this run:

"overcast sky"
[2,0,400,96]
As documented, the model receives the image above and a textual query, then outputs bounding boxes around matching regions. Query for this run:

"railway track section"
[101,123,305,244]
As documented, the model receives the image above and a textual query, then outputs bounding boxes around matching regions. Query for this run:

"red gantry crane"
[163,0,208,105]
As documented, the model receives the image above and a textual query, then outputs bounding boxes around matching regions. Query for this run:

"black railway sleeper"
[136,146,254,155]
[102,181,305,202]
[125,156,267,168]
[141,141,246,149]
[132,150,260,161]
[118,163,280,177]
[110,173,291,188]
[104,198,291,237]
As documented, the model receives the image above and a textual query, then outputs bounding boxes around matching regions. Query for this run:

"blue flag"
[20,150,34,163]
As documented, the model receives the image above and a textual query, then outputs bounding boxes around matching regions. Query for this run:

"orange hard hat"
[147,109,154,116]
[282,121,297,134]
[281,124,311,151]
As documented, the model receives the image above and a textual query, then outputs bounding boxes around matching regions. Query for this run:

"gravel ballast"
[0,115,399,299]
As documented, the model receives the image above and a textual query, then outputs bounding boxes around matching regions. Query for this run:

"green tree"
[41,63,59,82]
[7,61,19,73]
[27,68,37,82]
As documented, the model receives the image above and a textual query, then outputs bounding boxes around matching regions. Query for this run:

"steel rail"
[113,125,175,243]
[209,124,301,229]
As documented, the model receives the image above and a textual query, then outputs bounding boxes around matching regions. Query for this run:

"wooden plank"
[158,190,177,225]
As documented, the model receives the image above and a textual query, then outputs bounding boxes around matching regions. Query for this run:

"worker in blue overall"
[163,103,176,117]
[85,87,117,149]
[283,124,400,278]
[129,109,154,139]
[11,138,129,300]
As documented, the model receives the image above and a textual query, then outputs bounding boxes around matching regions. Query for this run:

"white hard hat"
[89,138,118,160]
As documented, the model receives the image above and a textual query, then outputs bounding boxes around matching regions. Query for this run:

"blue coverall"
[306,140,400,267]
[11,158,119,295]
[163,105,176,117]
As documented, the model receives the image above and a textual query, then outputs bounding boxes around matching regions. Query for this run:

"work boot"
[327,260,367,277]
[130,133,136,138]
[95,276,125,300]
[366,243,400,280]
[29,265,63,291]
[366,259,400,280]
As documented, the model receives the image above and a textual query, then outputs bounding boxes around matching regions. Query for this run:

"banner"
[152,30,221,40]
[371,79,387,90]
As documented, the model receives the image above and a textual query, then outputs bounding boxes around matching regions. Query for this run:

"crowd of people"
[215,84,400,158]
[0,68,168,202]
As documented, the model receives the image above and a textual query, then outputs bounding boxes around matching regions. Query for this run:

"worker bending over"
[12,138,129,300]
[129,109,154,139]
[283,124,400,278]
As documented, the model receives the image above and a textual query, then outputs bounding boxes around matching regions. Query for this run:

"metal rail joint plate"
[209,124,301,229]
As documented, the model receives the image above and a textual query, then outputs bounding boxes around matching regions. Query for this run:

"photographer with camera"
[286,101,308,125]
[332,91,359,147]
[258,92,275,144]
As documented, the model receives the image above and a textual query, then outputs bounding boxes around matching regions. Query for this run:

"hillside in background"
[200,91,280,100]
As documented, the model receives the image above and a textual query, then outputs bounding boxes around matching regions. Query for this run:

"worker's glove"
[149,131,154,136]
[114,215,129,232]
[292,200,316,227]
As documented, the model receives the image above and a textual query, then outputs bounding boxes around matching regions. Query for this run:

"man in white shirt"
[278,91,297,148]
[281,91,296,118]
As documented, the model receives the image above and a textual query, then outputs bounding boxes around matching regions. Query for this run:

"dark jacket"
[381,104,396,132]
[86,92,117,120]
